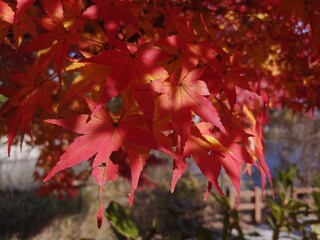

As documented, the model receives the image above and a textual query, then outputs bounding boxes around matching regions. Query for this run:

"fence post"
[254,187,262,223]
[229,188,236,208]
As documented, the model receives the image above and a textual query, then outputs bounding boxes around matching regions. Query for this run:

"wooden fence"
[228,187,320,223]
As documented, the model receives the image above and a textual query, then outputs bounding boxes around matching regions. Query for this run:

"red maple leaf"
[241,88,272,190]
[84,40,168,117]
[0,63,57,155]
[151,67,226,149]
[0,0,14,24]
[21,0,83,79]
[59,60,111,108]
[180,121,261,203]
[151,67,228,191]
[44,97,175,228]
[183,122,242,199]
[82,0,138,44]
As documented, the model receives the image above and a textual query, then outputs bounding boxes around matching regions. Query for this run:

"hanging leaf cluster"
[0,0,319,227]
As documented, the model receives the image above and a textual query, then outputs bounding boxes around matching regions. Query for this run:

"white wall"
[0,137,41,190]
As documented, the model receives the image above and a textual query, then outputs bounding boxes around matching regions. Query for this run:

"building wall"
[0,138,40,190]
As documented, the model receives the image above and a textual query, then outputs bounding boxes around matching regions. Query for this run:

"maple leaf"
[151,67,227,191]
[170,120,252,203]
[59,60,111,108]
[157,13,226,74]
[21,0,83,79]
[82,0,138,44]
[150,2,184,37]
[12,0,37,47]
[182,122,243,200]
[222,55,253,110]
[84,41,168,117]
[14,0,35,21]
[151,67,226,150]
[110,148,163,188]
[157,34,203,73]
[241,88,272,190]
[0,0,14,24]
[0,63,57,156]
[44,97,175,228]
